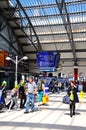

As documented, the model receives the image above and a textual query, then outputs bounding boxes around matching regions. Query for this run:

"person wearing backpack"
[38,80,45,106]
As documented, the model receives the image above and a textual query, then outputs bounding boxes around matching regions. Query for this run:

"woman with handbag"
[38,80,45,106]
[67,81,79,117]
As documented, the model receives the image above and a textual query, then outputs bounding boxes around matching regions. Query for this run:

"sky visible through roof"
[10,0,86,26]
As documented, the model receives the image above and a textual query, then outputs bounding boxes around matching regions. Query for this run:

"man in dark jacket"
[19,84,26,109]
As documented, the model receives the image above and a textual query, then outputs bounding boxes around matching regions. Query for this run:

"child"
[6,88,18,111]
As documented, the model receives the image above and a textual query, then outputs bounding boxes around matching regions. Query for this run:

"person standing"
[38,80,45,106]
[24,76,37,113]
[19,83,26,109]
[67,81,79,117]
[52,80,60,94]
[0,81,7,103]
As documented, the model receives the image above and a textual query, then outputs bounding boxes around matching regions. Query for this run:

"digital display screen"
[37,51,60,72]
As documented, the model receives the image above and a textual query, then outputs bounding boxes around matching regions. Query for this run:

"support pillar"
[74,66,78,81]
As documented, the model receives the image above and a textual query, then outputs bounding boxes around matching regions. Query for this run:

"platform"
[0,92,86,130]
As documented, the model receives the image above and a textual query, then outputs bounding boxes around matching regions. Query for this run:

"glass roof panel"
[67,2,86,13]
[9,0,86,45]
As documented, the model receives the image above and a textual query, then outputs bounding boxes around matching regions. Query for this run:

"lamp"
[6,55,28,86]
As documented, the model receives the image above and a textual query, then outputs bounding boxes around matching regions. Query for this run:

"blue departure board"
[37,51,60,72]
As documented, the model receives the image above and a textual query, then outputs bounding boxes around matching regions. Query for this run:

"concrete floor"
[0,92,86,130]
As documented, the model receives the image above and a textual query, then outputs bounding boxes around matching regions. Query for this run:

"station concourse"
[0,92,86,130]
[0,1,86,130]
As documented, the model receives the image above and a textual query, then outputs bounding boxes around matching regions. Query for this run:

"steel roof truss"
[55,0,77,66]
[16,0,42,51]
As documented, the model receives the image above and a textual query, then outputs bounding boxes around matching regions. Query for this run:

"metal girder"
[11,21,86,29]
[24,49,86,54]
[1,2,40,52]
[17,31,86,38]
[6,0,24,53]
[0,14,7,31]
[60,65,86,67]
[55,0,77,66]
[0,8,24,55]
[28,64,86,68]
[60,58,86,61]
[21,40,86,46]
[4,0,85,11]
[6,10,86,20]
[8,26,24,55]
[9,19,38,51]
[0,33,20,54]
[16,0,42,51]
[27,57,86,63]
[1,7,38,52]
[0,24,6,32]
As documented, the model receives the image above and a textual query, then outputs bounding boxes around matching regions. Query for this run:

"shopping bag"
[80,91,84,102]
[42,95,49,104]
[63,95,71,104]
[70,92,74,101]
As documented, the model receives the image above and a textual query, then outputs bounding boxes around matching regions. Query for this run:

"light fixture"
[22,56,28,60]
[6,57,11,61]
[6,55,28,86]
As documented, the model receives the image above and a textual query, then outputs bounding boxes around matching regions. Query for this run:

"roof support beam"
[4,0,85,10]
[0,8,24,55]
[24,49,86,54]
[11,21,86,29]
[55,0,77,66]
[0,33,20,54]
[6,10,86,20]
[17,31,86,38]
[1,7,39,52]
[21,40,86,46]
[16,0,42,51]
[27,58,86,63]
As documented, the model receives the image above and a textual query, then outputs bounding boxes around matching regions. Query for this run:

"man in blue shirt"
[24,76,37,113]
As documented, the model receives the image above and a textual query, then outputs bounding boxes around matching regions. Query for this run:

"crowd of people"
[0,76,84,117]
[0,76,49,113]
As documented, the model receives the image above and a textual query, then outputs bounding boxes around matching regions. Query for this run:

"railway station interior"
[0,0,86,130]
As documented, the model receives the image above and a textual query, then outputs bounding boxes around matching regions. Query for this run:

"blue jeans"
[25,93,35,112]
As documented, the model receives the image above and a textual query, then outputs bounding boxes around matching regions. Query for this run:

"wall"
[0,15,19,54]
[53,66,86,79]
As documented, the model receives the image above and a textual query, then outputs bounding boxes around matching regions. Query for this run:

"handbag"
[63,95,71,104]
[42,95,49,104]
